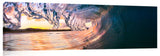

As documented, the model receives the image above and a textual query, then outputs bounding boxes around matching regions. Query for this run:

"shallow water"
[3,27,104,51]
[4,31,81,50]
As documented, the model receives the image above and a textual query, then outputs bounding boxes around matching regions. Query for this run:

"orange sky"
[19,14,70,30]
[20,14,54,29]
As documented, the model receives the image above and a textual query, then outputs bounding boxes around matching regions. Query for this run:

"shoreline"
[3,28,72,33]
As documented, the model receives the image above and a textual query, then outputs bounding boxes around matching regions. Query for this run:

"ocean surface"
[3,6,157,51]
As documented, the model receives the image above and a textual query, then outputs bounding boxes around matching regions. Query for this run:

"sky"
[19,14,54,29]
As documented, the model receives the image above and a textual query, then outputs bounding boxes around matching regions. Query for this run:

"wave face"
[3,2,112,30]
[3,2,124,50]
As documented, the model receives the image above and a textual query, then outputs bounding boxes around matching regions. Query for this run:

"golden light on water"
[3,15,107,50]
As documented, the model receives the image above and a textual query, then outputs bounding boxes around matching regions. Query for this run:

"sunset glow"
[19,14,70,30]
[19,14,53,29]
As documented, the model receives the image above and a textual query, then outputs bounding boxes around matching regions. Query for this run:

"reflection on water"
[4,32,77,50]
[3,26,107,51]
[3,11,114,51]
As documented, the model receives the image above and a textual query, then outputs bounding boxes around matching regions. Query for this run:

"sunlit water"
[4,31,82,50]
[3,26,106,51]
